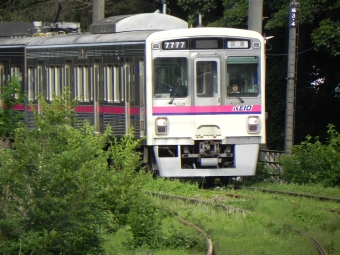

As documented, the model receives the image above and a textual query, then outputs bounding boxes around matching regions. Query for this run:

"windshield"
[226,56,259,97]
[154,57,188,99]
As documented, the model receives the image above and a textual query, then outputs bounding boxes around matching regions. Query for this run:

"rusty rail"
[178,217,213,255]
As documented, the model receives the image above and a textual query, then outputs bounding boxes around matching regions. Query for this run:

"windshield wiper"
[230,93,244,103]
[169,80,182,104]
[237,96,244,103]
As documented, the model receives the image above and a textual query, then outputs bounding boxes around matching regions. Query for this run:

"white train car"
[0,13,266,180]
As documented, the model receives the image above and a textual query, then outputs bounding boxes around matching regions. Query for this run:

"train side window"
[104,65,113,102]
[226,56,259,97]
[75,65,91,102]
[83,66,90,102]
[0,62,10,107]
[0,62,10,92]
[28,67,36,101]
[65,61,72,89]
[37,63,45,100]
[121,65,125,102]
[47,66,62,100]
[125,59,134,103]
[11,65,22,99]
[114,65,120,103]
[94,63,102,101]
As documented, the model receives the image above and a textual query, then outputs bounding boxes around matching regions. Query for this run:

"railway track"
[178,217,213,255]
[147,190,331,255]
[231,185,340,203]
[297,230,329,255]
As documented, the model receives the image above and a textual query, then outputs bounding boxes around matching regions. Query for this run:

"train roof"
[0,30,157,48]
[0,13,188,48]
[90,13,188,34]
[0,14,265,49]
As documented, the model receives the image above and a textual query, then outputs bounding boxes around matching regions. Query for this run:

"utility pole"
[92,0,105,24]
[285,1,299,154]
[248,0,263,34]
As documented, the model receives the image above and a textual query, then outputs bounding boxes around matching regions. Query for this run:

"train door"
[193,56,222,142]
[194,57,221,106]
[93,60,103,134]
[124,58,134,133]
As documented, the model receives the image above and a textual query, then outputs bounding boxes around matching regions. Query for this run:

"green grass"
[102,208,207,255]
[151,196,319,255]
[142,177,340,255]
[250,182,340,198]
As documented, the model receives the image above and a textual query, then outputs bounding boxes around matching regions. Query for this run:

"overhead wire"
[266,46,315,56]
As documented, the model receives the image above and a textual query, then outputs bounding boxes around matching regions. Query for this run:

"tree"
[177,0,221,26]
[0,0,158,31]
[262,0,340,147]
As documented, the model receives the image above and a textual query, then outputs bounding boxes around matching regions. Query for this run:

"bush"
[279,124,340,187]
[0,89,160,254]
[0,76,26,138]
[0,96,110,254]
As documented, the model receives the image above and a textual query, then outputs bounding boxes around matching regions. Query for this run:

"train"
[0,13,266,181]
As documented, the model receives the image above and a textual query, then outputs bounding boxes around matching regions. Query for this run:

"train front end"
[145,28,266,178]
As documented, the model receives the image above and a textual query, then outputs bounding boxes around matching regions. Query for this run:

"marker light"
[156,117,168,134]
[247,116,260,133]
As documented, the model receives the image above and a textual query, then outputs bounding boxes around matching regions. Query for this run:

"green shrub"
[0,98,110,254]
[0,88,158,254]
[279,124,340,187]
[0,76,26,138]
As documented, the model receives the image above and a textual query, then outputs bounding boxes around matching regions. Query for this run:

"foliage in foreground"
[0,90,163,254]
[0,76,26,138]
[278,124,340,187]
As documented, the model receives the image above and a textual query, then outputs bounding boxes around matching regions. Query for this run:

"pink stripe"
[99,106,140,115]
[153,105,262,114]
[75,106,94,113]
[12,104,140,115]
[12,104,24,110]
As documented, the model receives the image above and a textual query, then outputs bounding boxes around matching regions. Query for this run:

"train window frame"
[74,65,91,102]
[104,65,114,102]
[28,66,36,101]
[124,58,134,103]
[226,56,259,97]
[47,65,62,100]
[10,65,23,99]
[0,63,9,107]
[93,61,102,102]
[64,60,72,94]
[153,57,188,99]
[195,60,219,98]
[113,65,120,103]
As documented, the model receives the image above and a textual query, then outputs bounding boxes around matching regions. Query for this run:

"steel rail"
[296,230,328,255]
[232,185,340,203]
[178,217,214,255]
[145,191,250,214]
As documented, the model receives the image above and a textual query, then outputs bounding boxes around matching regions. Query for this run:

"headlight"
[156,117,168,134]
[247,116,260,133]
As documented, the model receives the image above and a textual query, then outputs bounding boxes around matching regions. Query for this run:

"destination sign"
[226,40,250,49]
